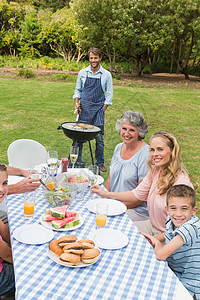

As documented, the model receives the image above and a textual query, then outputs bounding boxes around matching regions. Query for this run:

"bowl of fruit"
[57,170,89,194]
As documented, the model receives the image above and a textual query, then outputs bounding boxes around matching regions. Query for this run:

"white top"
[110,143,149,216]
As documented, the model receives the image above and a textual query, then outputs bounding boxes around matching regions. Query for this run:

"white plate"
[86,198,127,216]
[90,229,129,250]
[47,247,101,268]
[13,224,54,245]
[40,215,84,231]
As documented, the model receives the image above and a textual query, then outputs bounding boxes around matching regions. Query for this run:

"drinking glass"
[70,146,79,169]
[96,201,108,229]
[24,192,35,219]
[47,150,58,168]
[88,165,99,199]
[29,169,42,182]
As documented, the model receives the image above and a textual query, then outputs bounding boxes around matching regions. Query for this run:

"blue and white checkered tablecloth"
[6,187,180,300]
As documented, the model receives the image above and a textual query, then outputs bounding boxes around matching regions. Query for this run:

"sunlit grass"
[0,78,199,215]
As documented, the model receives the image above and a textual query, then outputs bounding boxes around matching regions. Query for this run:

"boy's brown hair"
[166,184,196,208]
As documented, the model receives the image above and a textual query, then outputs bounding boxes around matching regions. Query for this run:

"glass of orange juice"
[24,192,35,219]
[96,201,108,229]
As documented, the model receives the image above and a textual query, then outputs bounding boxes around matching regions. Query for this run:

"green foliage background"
[0,0,200,77]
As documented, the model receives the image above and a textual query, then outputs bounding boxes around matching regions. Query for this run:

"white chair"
[7,139,47,169]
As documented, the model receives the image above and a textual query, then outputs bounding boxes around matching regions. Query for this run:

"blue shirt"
[73,65,113,105]
[110,143,149,217]
[165,215,200,299]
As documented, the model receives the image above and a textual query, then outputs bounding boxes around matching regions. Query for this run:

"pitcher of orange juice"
[96,201,108,229]
[24,192,35,218]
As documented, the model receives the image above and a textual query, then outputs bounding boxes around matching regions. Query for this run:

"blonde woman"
[92,131,194,235]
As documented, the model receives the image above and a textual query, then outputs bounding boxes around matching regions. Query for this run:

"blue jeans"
[0,261,15,296]
[74,125,104,165]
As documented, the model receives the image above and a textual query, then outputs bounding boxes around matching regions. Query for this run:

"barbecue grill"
[57,122,101,165]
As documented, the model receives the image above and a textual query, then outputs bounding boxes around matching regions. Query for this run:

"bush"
[18,69,35,78]
[51,73,76,82]
[144,63,176,74]
[115,61,136,73]
[185,66,200,77]
[39,57,54,69]
[112,74,122,80]
[143,65,153,74]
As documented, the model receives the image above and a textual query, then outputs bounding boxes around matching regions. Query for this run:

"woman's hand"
[90,185,108,198]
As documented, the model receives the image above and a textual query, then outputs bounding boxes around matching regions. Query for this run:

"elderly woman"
[105,111,150,222]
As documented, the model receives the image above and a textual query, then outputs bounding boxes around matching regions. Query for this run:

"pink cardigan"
[133,168,193,232]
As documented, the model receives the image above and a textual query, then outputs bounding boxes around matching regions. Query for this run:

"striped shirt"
[165,216,200,299]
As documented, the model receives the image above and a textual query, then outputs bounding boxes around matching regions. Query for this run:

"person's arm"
[73,70,84,106]
[105,174,111,191]
[154,232,165,243]
[6,165,29,178]
[92,171,151,206]
[0,240,13,264]
[0,220,10,245]
[104,171,138,209]
[104,72,113,106]
[91,185,144,207]
[8,178,40,195]
[74,97,80,112]
[125,180,143,209]
[103,104,108,112]
[141,232,184,260]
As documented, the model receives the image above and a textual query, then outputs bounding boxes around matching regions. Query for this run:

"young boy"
[141,184,200,299]
[0,164,15,296]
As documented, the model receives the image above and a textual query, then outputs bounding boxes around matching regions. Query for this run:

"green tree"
[70,0,123,72]
[7,0,70,11]
[38,7,84,61]
[168,0,200,79]
[0,0,25,55]
[18,6,41,57]
[117,0,174,76]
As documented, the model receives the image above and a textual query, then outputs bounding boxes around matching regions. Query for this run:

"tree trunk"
[184,73,190,80]
[105,45,116,73]
[170,42,176,74]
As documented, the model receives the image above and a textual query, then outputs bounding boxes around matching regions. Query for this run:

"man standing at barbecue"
[73,48,113,172]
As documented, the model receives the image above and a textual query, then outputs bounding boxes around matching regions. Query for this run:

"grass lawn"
[0,77,199,215]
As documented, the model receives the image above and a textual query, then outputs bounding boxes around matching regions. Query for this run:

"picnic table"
[6,179,192,300]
